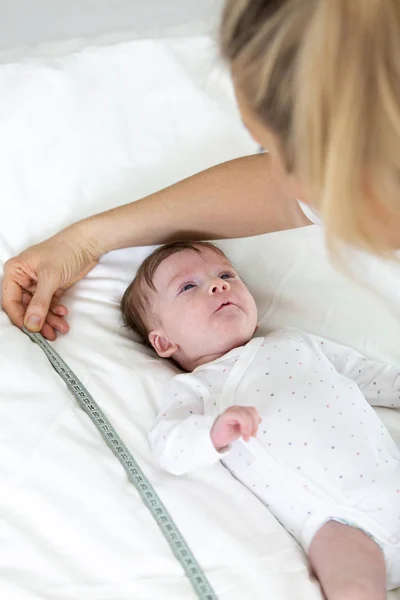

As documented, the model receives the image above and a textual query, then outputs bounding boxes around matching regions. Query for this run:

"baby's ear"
[148,330,178,358]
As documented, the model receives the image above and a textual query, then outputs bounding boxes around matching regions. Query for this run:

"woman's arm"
[2,153,309,338]
[85,153,308,254]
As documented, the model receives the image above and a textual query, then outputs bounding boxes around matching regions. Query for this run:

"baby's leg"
[308,521,386,600]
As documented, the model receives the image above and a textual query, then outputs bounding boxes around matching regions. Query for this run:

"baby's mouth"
[215,301,235,312]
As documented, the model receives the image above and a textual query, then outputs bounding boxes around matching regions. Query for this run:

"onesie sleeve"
[314,335,400,408]
[149,374,229,476]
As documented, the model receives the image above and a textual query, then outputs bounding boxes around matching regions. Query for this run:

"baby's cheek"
[177,305,197,331]
[182,306,209,341]
[240,287,257,316]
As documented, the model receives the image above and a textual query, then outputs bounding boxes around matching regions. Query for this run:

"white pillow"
[0,34,399,600]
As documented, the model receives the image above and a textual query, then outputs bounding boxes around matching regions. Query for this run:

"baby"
[121,241,400,598]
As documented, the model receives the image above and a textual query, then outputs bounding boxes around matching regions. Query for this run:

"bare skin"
[4,74,400,338]
[210,413,388,598]
[1,152,310,339]
[2,90,390,595]
[309,521,386,600]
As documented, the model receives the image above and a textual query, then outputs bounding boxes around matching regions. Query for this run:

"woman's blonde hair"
[220,0,400,255]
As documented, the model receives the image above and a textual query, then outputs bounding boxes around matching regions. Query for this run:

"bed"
[0,4,399,599]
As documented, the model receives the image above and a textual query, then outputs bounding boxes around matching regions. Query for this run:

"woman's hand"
[210,405,261,452]
[1,154,303,341]
[1,226,101,340]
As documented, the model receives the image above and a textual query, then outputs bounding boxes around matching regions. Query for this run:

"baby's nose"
[209,278,230,294]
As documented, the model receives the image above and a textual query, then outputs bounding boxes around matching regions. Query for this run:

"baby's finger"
[240,411,253,442]
[250,416,258,437]
[250,408,261,436]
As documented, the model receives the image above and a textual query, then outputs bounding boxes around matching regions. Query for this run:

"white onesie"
[149,328,400,589]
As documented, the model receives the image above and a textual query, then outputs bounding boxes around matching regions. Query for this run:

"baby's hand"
[210,406,261,452]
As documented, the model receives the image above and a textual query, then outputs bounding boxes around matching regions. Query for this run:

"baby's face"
[148,247,258,370]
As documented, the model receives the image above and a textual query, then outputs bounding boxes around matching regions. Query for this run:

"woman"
[2,0,400,338]
[2,2,400,595]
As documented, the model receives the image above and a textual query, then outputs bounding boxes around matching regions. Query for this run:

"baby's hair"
[220,0,400,256]
[121,241,227,347]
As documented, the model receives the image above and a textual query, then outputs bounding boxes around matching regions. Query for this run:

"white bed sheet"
[0,35,399,599]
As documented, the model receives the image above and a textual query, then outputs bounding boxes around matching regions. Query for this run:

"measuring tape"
[23,327,217,600]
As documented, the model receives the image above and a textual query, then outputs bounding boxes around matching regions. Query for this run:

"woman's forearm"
[1,152,309,337]
[79,153,308,256]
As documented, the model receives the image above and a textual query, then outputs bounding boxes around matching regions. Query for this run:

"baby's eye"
[220,271,235,280]
[180,283,196,293]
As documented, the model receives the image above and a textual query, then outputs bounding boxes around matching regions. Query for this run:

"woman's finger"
[23,291,70,335]
[39,321,57,341]
[1,278,26,330]
[23,283,66,297]
[53,287,66,298]
[22,269,63,333]
[44,311,70,335]
[21,292,68,317]
[50,304,68,316]
[19,292,58,340]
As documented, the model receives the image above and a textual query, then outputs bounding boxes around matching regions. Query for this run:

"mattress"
[0,34,399,599]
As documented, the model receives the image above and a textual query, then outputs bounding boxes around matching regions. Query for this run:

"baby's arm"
[149,375,260,476]
[149,377,221,476]
[315,335,400,408]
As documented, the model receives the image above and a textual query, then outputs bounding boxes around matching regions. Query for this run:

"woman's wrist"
[73,203,142,256]
[61,218,106,262]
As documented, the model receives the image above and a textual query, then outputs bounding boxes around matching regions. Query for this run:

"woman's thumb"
[24,276,56,332]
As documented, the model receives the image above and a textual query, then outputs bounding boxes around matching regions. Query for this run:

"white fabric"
[0,0,222,56]
[0,35,399,599]
[150,329,400,589]
[298,200,322,225]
